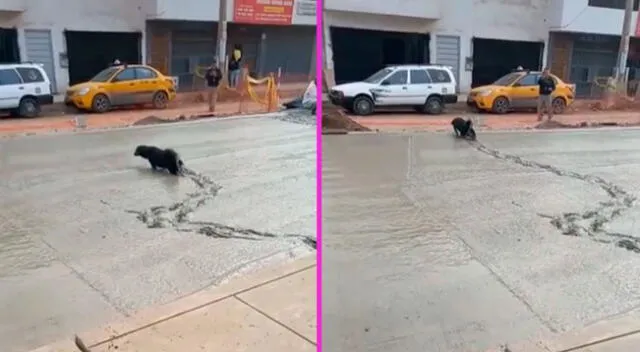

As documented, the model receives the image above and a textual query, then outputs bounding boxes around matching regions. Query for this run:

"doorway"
[472,37,543,88]
[330,27,430,84]
[65,30,141,85]
[0,28,20,63]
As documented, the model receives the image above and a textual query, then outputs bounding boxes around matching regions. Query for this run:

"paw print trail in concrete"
[469,140,639,252]
[127,167,316,249]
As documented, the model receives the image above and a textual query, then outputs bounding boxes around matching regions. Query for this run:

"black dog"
[451,117,477,140]
[134,145,184,175]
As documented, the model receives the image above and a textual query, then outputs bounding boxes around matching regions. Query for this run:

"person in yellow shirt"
[228,44,242,88]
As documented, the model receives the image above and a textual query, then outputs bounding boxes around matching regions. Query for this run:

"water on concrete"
[0,113,315,352]
[323,129,640,352]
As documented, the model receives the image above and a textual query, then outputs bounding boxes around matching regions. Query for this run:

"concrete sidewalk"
[29,257,316,352]
[487,310,640,351]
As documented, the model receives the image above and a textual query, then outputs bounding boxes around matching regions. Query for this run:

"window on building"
[135,67,158,79]
[385,70,408,85]
[588,0,640,11]
[16,67,44,83]
[410,69,432,84]
[113,68,136,82]
[0,69,22,85]
[427,69,452,83]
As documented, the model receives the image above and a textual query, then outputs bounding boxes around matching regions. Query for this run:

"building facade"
[546,0,640,98]
[0,0,315,93]
[0,0,148,93]
[324,0,551,93]
[146,0,316,90]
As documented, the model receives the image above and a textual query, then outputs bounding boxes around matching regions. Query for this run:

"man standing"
[228,44,243,88]
[205,60,222,113]
[537,67,556,121]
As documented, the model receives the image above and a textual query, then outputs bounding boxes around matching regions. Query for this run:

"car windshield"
[363,68,394,84]
[493,72,522,86]
[90,67,119,82]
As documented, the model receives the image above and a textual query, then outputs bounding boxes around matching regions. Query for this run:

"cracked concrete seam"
[469,140,639,253]
[126,167,316,250]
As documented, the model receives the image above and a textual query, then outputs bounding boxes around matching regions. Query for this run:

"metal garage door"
[263,26,314,80]
[24,29,57,93]
[435,35,460,91]
[170,29,216,90]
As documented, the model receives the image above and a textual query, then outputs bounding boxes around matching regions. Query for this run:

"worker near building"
[228,44,243,88]
[205,60,223,113]
[537,67,556,121]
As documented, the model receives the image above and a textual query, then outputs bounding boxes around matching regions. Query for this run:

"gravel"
[269,109,317,126]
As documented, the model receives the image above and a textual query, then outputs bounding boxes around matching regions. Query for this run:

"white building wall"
[432,0,552,92]
[325,0,552,92]
[149,0,316,25]
[0,0,148,93]
[324,0,440,20]
[547,0,639,36]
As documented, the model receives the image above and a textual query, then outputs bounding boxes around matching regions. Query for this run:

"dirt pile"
[322,103,370,133]
[534,119,577,129]
[132,115,177,126]
[569,93,640,112]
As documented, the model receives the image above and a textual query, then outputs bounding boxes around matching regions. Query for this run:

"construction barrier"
[194,65,280,113]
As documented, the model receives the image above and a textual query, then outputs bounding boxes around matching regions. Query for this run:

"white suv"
[0,63,54,118]
[329,65,458,116]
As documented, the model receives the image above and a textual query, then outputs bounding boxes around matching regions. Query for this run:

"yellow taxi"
[65,64,177,113]
[467,71,576,114]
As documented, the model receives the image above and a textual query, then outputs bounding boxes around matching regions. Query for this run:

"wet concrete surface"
[0,112,315,352]
[322,129,640,352]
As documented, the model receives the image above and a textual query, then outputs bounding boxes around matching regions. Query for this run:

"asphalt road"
[0,113,315,352]
[323,128,640,352]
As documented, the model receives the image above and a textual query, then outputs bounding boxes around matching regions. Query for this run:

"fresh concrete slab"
[323,129,640,351]
[0,115,315,352]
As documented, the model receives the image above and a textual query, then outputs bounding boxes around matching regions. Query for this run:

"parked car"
[329,64,458,116]
[467,70,576,114]
[65,64,177,113]
[0,63,54,118]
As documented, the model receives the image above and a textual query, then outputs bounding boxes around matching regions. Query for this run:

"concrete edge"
[484,311,640,352]
[353,125,640,136]
[1,111,290,140]
[29,256,316,352]
[544,311,640,351]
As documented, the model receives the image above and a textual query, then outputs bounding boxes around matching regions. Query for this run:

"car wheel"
[424,96,444,115]
[152,91,169,109]
[491,96,510,114]
[18,97,40,118]
[92,94,111,113]
[552,97,566,114]
[352,96,374,116]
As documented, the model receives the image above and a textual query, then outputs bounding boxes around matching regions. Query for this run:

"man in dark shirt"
[205,60,222,113]
[537,67,556,121]
[228,44,242,88]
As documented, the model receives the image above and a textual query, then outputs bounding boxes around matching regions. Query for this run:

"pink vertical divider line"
[314,0,323,350]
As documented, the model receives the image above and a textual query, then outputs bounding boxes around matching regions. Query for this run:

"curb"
[1,111,288,140]
[29,256,316,352]
[484,310,640,352]
[545,311,640,352]
[353,123,640,135]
